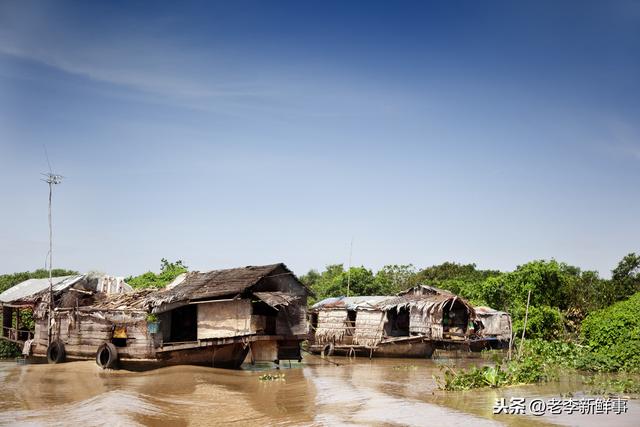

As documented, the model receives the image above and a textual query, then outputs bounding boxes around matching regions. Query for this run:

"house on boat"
[0,274,130,348]
[308,285,479,357]
[1,263,310,370]
[473,306,512,348]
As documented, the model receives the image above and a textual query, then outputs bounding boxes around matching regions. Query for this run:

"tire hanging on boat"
[46,340,66,364]
[321,342,334,357]
[96,342,119,369]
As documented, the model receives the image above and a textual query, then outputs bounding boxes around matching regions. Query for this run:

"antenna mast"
[346,237,353,297]
[41,171,63,346]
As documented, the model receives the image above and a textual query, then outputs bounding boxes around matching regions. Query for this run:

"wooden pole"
[507,316,514,361]
[518,290,531,358]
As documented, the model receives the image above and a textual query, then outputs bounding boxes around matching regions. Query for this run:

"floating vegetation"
[258,373,286,382]
[392,364,418,371]
[582,375,640,396]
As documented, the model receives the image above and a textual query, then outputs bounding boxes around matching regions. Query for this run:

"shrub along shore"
[438,293,640,393]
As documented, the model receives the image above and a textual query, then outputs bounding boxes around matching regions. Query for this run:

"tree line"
[299,253,640,340]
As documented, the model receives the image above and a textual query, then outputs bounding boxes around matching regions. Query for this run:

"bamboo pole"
[518,289,531,358]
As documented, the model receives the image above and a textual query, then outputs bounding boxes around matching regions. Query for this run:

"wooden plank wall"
[197,300,253,339]
[33,311,154,359]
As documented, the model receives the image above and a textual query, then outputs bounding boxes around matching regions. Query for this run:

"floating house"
[0,274,130,346]
[472,306,512,348]
[0,263,310,369]
[308,285,507,357]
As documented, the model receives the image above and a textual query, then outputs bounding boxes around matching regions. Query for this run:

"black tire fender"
[96,342,119,369]
[321,342,334,357]
[46,340,66,364]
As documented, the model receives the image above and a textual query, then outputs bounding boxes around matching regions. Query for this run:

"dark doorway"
[168,305,197,342]
[346,310,357,336]
[443,300,469,338]
[251,301,278,335]
[387,307,410,336]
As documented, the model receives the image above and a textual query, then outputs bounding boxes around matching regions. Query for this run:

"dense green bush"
[0,341,20,359]
[511,305,564,341]
[126,259,188,289]
[581,292,640,372]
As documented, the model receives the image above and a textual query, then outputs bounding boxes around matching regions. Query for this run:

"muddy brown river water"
[0,354,637,426]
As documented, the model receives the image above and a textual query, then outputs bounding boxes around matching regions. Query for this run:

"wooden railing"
[1,326,33,343]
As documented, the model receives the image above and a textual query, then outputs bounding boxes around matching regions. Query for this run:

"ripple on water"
[0,390,174,427]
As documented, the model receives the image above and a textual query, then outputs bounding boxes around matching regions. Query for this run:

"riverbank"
[1,354,637,426]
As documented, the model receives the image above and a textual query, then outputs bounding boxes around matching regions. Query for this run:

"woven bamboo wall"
[409,305,444,339]
[409,306,431,338]
[353,310,385,346]
[314,309,347,344]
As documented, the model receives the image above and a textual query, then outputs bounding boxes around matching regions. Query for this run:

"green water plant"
[146,313,159,323]
[392,364,418,371]
[582,375,640,396]
[258,373,286,381]
[436,339,578,391]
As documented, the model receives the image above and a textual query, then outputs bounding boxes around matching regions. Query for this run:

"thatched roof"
[63,263,306,314]
[88,289,157,311]
[311,288,476,316]
[145,263,308,310]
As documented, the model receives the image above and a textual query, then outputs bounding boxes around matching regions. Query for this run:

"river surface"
[0,353,637,426]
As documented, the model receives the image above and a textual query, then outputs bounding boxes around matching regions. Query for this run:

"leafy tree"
[413,262,502,305]
[415,262,500,285]
[374,264,418,294]
[611,253,640,303]
[126,258,188,289]
[302,264,405,303]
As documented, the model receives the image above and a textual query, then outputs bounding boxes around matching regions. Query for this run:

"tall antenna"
[346,237,354,297]
[41,147,63,346]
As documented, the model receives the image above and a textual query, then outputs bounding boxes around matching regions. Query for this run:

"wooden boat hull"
[434,337,510,352]
[309,337,435,358]
[155,342,251,369]
[32,337,303,370]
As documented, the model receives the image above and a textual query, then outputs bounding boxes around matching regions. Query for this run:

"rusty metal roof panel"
[0,275,85,304]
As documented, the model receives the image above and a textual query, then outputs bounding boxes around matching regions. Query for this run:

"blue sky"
[1,1,639,277]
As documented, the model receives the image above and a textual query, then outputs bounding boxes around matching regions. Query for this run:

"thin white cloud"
[0,1,408,120]
[605,118,640,161]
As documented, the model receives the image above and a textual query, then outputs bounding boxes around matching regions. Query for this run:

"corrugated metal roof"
[312,295,396,311]
[474,306,509,316]
[0,275,85,304]
[311,291,477,316]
